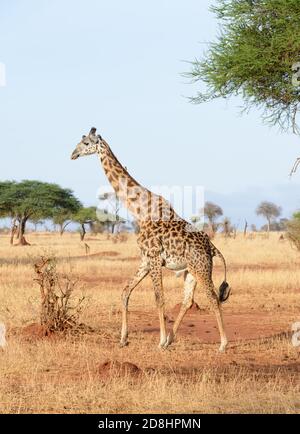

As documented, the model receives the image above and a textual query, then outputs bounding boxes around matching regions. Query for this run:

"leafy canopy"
[189,0,300,132]
[204,201,223,222]
[293,211,300,220]
[256,201,281,220]
[0,180,81,220]
[73,207,97,225]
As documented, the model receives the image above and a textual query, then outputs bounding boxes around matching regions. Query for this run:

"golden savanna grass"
[0,231,299,413]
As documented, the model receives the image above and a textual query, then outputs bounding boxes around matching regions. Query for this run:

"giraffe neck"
[97,138,144,193]
[97,139,177,223]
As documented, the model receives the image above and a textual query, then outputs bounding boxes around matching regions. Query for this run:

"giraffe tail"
[219,281,231,303]
[210,241,231,303]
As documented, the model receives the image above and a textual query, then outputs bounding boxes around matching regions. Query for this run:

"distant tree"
[53,210,75,236]
[189,0,300,134]
[256,201,282,235]
[221,217,234,238]
[203,201,223,234]
[73,207,97,241]
[0,180,81,245]
[190,216,200,224]
[190,215,204,231]
[98,192,123,233]
[96,208,126,233]
[29,216,44,232]
[261,218,288,232]
[0,181,16,243]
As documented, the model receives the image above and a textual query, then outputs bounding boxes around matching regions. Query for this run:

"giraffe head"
[71,127,103,160]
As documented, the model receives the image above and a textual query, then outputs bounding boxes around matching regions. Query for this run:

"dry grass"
[0,231,300,413]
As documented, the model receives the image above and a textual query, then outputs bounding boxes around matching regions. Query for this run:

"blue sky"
[1,0,300,228]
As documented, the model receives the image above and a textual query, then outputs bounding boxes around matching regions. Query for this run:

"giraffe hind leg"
[164,271,196,349]
[189,265,228,352]
[203,278,228,352]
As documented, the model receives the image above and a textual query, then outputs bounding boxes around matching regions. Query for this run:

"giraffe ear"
[97,134,102,140]
[90,127,97,135]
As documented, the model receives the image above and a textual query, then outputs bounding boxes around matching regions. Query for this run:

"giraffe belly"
[166,261,187,271]
[163,255,187,271]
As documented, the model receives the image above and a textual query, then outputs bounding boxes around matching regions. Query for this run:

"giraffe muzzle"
[71,151,79,160]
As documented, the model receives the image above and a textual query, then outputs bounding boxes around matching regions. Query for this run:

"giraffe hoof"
[119,341,129,348]
[218,343,227,353]
[163,334,173,349]
[158,340,168,350]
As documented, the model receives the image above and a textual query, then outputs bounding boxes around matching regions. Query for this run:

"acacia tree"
[203,201,223,234]
[0,181,16,244]
[189,0,300,135]
[73,207,97,241]
[256,201,281,235]
[52,210,74,235]
[0,180,81,245]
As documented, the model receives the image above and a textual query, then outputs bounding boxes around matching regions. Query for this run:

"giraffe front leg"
[149,257,167,349]
[120,261,149,347]
[120,288,130,347]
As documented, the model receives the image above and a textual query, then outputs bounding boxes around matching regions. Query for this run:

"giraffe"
[71,128,231,351]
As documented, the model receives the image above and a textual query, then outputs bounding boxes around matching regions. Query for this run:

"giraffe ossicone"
[71,127,231,351]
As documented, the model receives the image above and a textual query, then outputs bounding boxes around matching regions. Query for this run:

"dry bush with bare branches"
[34,255,86,333]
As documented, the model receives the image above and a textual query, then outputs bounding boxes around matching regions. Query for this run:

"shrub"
[33,255,86,333]
[286,219,300,251]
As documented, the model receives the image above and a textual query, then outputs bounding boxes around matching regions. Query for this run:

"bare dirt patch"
[129,309,291,344]
[170,301,203,315]
[18,323,56,341]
